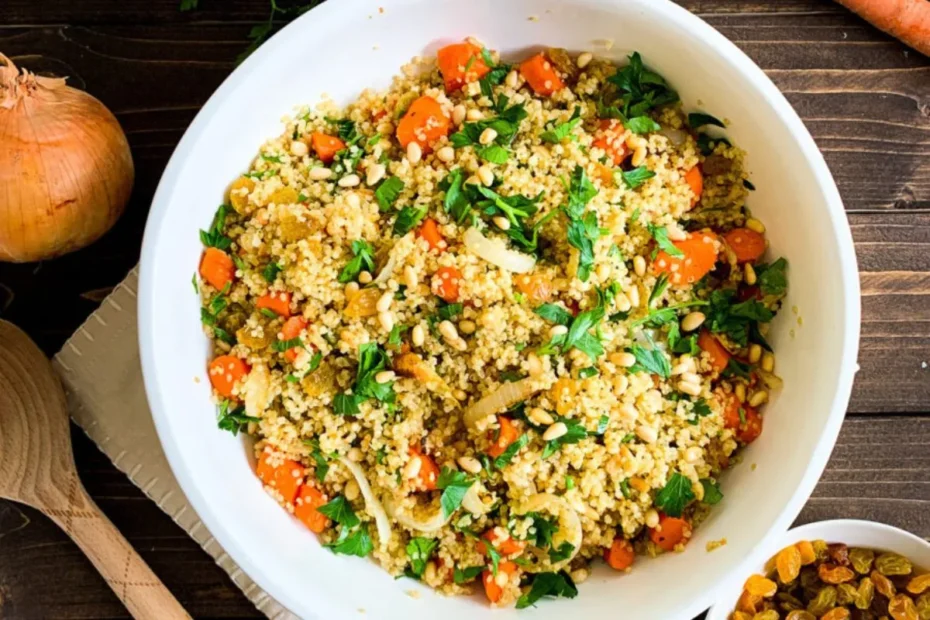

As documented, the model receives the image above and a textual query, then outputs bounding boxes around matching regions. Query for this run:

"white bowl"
[138,0,861,617]
[706,519,930,620]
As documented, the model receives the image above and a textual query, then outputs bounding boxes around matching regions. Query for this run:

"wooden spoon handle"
[44,480,190,620]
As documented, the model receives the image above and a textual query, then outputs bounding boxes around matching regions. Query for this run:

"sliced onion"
[463,227,536,273]
[514,493,582,572]
[340,457,392,550]
[243,364,271,419]
[461,482,490,516]
[383,496,450,533]
[658,126,687,147]
[372,249,398,285]
[463,377,542,429]
[393,352,459,405]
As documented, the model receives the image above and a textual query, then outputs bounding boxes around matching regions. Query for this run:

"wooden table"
[1,1,928,617]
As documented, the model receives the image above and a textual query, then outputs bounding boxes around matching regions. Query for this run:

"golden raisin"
[228,176,256,214]
[786,612,816,620]
[837,583,859,605]
[819,563,856,585]
[752,611,779,620]
[916,592,930,620]
[265,186,299,207]
[776,545,803,583]
[730,613,753,620]
[877,553,913,577]
[889,593,920,620]
[777,592,804,611]
[849,548,876,575]
[874,570,898,598]
[857,577,876,610]
[796,540,817,566]
[812,539,829,560]
[807,586,838,616]
[343,288,381,318]
[745,574,778,598]
[908,575,930,595]
[821,609,851,620]
[549,378,579,415]
[737,590,763,614]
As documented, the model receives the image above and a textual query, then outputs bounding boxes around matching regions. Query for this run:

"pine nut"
[290,140,308,157]
[411,324,425,347]
[309,167,333,180]
[749,390,769,407]
[458,319,476,335]
[478,165,494,186]
[678,381,702,396]
[685,446,703,463]
[636,424,658,444]
[505,69,519,88]
[436,146,455,162]
[345,282,360,295]
[528,407,554,426]
[610,352,636,368]
[439,320,459,341]
[680,371,701,385]
[633,255,646,277]
[376,291,393,313]
[358,270,372,284]
[345,192,361,210]
[479,127,498,145]
[423,561,437,583]
[452,104,467,125]
[618,402,638,423]
[761,352,775,373]
[378,311,394,332]
[404,456,422,479]
[543,422,568,441]
[454,389,467,401]
[667,224,688,241]
[576,52,593,68]
[403,266,418,289]
[745,218,766,234]
[631,146,647,167]
[615,294,632,313]
[492,215,510,230]
[348,447,363,462]
[527,353,543,376]
[735,383,747,403]
[549,325,568,338]
[406,141,422,164]
[596,263,611,280]
[366,163,386,186]
[681,311,706,332]
[344,478,360,501]
[627,285,641,307]
[457,456,482,474]
[338,174,360,187]
[375,370,395,384]
[645,508,660,528]
[571,568,589,584]
[748,344,762,364]
[466,109,483,121]
[744,262,757,286]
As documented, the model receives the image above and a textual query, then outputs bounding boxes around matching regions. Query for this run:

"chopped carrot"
[310,132,345,163]
[208,355,249,398]
[738,407,763,444]
[257,291,292,318]
[685,165,703,207]
[477,528,526,556]
[698,330,731,373]
[519,53,564,96]
[395,96,450,151]
[649,514,692,551]
[436,42,490,92]
[199,247,236,290]
[280,316,308,363]
[653,231,719,286]
[834,0,930,58]
[721,393,763,444]
[408,446,440,491]
[513,273,553,305]
[604,538,636,570]
[486,416,520,458]
[592,119,629,165]
[432,266,462,303]
[256,450,304,505]
[417,218,446,252]
[724,227,767,264]
[294,484,329,533]
[482,561,518,604]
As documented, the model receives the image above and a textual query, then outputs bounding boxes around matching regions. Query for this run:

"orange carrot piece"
[199,247,236,290]
[256,450,304,505]
[257,291,292,318]
[432,266,462,303]
[834,0,930,58]
[417,217,446,252]
[486,416,520,458]
[436,42,490,92]
[395,96,450,151]
[592,119,630,165]
[653,231,719,286]
[281,316,308,363]
[649,514,692,552]
[724,227,767,264]
[408,446,440,491]
[294,484,329,533]
[605,538,636,570]
[310,132,345,163]
[721,393,763,444]
[698,330,731,373]
[208,355,249,398]
[482,561,518,604]
[477,528,526,556]
[519,53,564,96]
[685,165,703,207]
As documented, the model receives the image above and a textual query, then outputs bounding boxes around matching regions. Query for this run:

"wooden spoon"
[0,319,190,619]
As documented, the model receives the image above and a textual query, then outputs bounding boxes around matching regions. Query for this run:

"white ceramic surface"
[706,519,930,620]
[138,0,861,618]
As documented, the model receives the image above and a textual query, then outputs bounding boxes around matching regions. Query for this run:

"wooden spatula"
[0,319,190,619]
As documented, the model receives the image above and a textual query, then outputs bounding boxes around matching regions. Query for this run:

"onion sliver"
[372,251,397,285]
[383,496,449,533]
[461,483,490,516]
[515,493,582,572]
[340,457,392,550]
[243,364,271,419]
[463,227,536,273]
[463,377,542,429]
[658,126,687,147]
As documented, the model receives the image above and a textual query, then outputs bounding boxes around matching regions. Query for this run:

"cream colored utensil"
[0,319,190,619]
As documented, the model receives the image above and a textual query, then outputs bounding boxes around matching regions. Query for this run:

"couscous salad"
[196,42,788,608]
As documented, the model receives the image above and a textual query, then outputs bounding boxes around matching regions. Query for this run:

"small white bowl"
[706,519,930,620]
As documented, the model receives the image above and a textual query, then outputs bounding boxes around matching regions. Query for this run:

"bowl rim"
[705,519,930,620]
[137,0,861,617]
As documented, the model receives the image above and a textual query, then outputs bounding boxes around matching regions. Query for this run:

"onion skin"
[0,54,133,262]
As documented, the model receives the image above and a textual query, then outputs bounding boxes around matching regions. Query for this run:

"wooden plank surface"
[0,0,928,618]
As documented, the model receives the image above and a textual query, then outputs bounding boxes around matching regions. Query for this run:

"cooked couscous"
[197,42,789,608]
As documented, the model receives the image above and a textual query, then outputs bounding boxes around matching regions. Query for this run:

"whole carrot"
[835,0,930,57]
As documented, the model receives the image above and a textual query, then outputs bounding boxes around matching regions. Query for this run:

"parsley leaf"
[522,512,559,548]
[337,239,376,283]
[722,357,752,380]
[436,467,475,519]
[516,571,578,609]
[388,323,409,347]
[326,524,373,557]
[318,495,360,528]
[439,169,475,225]
[304,438,330,482]
[625,115,661,134]
[648,273,670,307]
[375,177,405,212]
[534,303,574,326]
[450,102,527,149]
[561,166,600,281]
[333,343,395,414]
[705,289,774,347]
[393,205,427,236]
[272,337,303,353]
[536,296,606,361]
[619,166,656,190]
[454,566,484,584]
[493,433,529,469]
[477,144,509,164]
[654,471,695,518]
[541,417,589,458]
[216,400,259,436]
[578,366,599,379]
[540,107,582,144]
[199,204,232,250]
[437,301,463,321]
[628,331,671,378]
[405,537,439,578]
[548,542,575,563]
[756,257,788,296]
[688,112,726,129]
[262,262,282,283]
[701,478,724,505]
[606,51,679,118]
[647,223,684,258]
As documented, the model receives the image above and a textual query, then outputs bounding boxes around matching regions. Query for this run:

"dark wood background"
[1,1,928,618]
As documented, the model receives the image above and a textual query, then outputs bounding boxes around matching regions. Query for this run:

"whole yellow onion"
[0,53,133,262]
